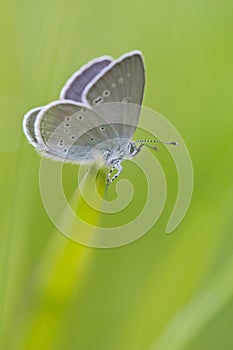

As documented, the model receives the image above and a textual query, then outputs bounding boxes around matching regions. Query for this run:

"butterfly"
[23,51,176,184]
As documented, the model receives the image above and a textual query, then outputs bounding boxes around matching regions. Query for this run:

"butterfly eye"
[129,143,136,155]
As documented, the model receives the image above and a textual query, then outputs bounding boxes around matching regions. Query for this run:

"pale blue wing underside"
[60,56,113,102]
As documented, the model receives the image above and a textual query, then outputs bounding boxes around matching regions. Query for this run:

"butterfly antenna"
[136,139,178,146]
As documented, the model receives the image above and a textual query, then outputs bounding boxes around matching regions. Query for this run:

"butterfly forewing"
[60,57,113,103]
[85,52,144,106]
[83,51,145,141]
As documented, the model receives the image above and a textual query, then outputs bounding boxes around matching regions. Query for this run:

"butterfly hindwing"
[35,101,120,163]
[23,106,44,146]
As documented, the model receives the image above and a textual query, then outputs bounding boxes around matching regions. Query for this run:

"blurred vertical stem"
[10,163,106,350]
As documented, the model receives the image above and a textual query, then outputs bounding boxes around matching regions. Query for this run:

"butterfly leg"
[107,161,123,185]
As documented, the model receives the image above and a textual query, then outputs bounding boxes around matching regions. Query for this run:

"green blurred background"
[1,0,233,349]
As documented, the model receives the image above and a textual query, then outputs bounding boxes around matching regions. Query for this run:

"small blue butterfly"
[23,51,177,184]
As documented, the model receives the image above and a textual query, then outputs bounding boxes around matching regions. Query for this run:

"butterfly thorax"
[103,140,142,184]
[104,141,141,167]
